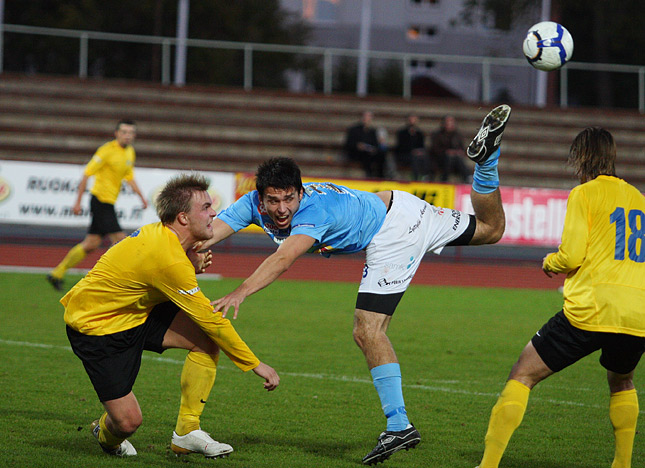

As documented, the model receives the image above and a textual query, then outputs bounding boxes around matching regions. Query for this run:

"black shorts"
[532,310,645,374]
[66,302,179,402]
[88,195,122,235]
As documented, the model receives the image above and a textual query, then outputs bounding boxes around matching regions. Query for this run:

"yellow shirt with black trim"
[62,222,260,371]
[84,139,135,205]
[543,176,645,336]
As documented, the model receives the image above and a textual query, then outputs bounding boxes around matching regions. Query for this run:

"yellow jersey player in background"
[476,127,645,468]
[62,173,279,458]
[47,119,148,291]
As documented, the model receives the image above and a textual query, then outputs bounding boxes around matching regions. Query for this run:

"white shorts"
[359,190,472,295]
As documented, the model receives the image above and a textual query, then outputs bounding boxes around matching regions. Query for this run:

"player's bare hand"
[542,254,556,277]
[211,293,244,319]
[72,202,82,216]
[252,362,279,391]
[187,242,212,274]
[141,199,148,210]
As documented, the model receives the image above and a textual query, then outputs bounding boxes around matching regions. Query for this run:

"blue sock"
[472,148,500,194]
[370,363,409,431]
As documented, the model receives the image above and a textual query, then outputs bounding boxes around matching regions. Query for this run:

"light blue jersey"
[217,182,387,256]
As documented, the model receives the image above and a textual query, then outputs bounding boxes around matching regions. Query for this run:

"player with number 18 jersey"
[543,175,645,336]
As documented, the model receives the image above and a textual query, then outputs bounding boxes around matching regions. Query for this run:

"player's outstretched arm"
[200,218,236,250]
[127,179,148,209]
[211,234,315,319]
[73,174,90,215]
[252,362,280,391]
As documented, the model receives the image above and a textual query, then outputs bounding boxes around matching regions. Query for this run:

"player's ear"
[177,212,189,226]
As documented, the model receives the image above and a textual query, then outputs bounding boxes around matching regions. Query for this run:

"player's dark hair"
[568,127,616,182]
[255,157,302,198]
[116,119,136,130]
[157,173,210,224]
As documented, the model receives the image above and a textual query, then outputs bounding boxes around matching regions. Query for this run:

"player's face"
[186,190,217,241]
[115,124,136,147]
[262,186,302,230]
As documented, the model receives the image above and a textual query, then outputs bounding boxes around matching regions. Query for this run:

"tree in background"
[3,0,310,87]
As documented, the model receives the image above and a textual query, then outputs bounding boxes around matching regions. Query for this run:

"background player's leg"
[607,370,638,468]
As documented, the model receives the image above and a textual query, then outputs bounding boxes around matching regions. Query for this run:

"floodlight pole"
[535,0,551,107]
[356,0,371,97]
[0,0,5,74]
[174,0,189,86]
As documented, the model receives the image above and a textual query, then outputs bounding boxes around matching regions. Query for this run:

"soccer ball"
[523,21,574,71]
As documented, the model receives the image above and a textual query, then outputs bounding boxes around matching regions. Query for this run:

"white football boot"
[171,429,233,458]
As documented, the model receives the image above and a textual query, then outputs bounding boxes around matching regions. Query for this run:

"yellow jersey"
[544,176,645,336]
[62,222,260,371]
[84,140,136,204]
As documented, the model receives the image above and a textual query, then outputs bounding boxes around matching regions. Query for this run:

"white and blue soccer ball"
[523,21,574,71]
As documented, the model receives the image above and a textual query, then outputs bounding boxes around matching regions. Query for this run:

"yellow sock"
[98,412,125,448]
[610,389,638,468]
[51,243,87,279]
[175,351,218,436]
[480,379,530,468]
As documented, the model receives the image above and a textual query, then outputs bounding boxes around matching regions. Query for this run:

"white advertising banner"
[455,184,570,247]
[0,160,236,229]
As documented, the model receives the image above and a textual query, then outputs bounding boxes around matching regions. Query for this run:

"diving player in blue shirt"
[203,105,511,465]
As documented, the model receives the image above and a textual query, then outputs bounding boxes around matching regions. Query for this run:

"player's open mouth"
[275,215,289,226]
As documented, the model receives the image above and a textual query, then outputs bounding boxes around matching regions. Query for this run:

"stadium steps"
[1,73,644,190]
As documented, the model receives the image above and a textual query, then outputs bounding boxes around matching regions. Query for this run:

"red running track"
[0,244,563,290]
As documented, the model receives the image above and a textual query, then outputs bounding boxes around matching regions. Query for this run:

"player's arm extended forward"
[543,189,587,276]
[199,218,236,250]
[212,234,316,319]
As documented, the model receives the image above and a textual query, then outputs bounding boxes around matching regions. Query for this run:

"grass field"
[0,271,642,468]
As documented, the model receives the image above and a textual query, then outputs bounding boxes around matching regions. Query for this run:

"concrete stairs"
[1,73,643,190]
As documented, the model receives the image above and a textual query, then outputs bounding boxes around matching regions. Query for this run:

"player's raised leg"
[467,104,511,246]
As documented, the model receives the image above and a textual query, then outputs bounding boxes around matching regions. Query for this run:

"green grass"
[0,271,642,468]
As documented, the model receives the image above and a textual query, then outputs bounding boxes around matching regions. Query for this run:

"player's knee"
[607,371,635,393]
[353,325,380,351]
[82,239,101,252]
[111,413,142,437]
[194,340,219,357]
[352,326,367,349]
[479,218,505,244]
[487,222,505,244]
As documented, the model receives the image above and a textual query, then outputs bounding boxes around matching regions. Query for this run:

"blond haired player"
[62,173,279,458]
[48,119,147,290]
[477,127,645,468]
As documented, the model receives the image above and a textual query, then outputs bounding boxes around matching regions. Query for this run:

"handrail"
[1,23,643,113]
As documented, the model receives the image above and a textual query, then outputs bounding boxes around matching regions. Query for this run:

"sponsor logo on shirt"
[451,210,461,231]
[408,204,427,234]
[178,286,200,295]
[377,272,414,287]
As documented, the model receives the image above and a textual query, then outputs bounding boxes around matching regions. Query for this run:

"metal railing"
[1,23,644,113]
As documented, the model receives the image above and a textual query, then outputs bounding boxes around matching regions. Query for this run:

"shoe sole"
[467,104,511,162]
[171,443,233,459]
[362,437,421,465]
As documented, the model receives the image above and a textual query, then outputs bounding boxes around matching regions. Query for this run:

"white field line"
[0,265,222,280]
[0,338,636,413]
